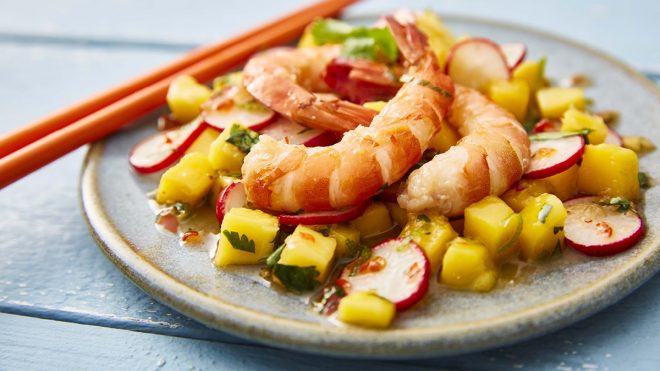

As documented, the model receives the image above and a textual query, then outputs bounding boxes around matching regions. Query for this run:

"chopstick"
[0,0,357,189]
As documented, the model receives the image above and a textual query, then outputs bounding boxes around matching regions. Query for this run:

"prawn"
[398,85,530,216]
[241,17,454,212]
[242,45,378,132]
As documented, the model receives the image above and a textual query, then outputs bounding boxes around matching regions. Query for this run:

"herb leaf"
[222,230,256,253]
[273,264,320,292]
[550,240,563,259]
[596,197,634,213]
[528,130,590,142]
[225,124,260,154]
[310,19,398,63]
[638,172,651,189]
[553,226,564,234]
[538,204,553,223]
[416,214,431,223]
[266,244,285,267]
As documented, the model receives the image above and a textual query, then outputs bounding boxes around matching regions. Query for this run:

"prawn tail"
[385,15,429,65]
[293,99,377,132]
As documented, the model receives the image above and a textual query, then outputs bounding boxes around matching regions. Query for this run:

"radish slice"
[259,116,338,147]
[129,120,207,174]
[324,58,401,104]
[525,134,585,179]
[278,201,370,226]
[202,107,275,132]
[604,128,624,146]
[445,37,511,93]
[215,181,247,225]
[340,238,430,311]
[531,118,561,133]
[564,196,644,256]
[500,43,527,70]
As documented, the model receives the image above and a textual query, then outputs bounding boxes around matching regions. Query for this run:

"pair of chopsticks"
[0,0,357,189]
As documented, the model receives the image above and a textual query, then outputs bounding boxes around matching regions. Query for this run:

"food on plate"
[129,9,654,329]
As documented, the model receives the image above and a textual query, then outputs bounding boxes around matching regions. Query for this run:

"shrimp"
[242,45,378,132]
[398,85,531,216]
[241,17,454,212]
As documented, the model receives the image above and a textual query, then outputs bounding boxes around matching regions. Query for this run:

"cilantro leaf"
[222,230,256,253]
[341,37,377,60]
[273,264,320,292]
[225,124,260,154]
[596,197,634,213]
[310,19,354,44]
[638,172,651,189]
[310,19,398,63]
[416,214,431,223]
[266,244,285,267]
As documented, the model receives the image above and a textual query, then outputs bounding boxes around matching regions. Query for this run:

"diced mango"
[464,196,522,263]
[401,212,457,271]
[488,79,530,121]
[560,107,607,144]
[415,10,455,69]
[208,125,247,172]
[541,164,579,201]
[512,59,546,94]
[362,101,388,112]
[337,292,395,329]
[428,120,460,153]
[166,75,212,123]
[297,25,317,48]
[156,153,214,205]
[502,180,551,213]
[278,226,336,282]
[536,87,585,118]
[385,202,408,227]
[577,144,640,200]
[518,194,566,261]
[622,136,656,154]
[329,225,361,258]
[441,238,498,292]
[214,208,279,266]
[185,127,221,156]
[350,202,392,238]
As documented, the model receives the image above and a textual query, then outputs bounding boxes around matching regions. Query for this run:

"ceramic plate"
[80,14,660,358]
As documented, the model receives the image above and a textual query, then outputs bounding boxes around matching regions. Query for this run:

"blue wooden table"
[1,1,658,369]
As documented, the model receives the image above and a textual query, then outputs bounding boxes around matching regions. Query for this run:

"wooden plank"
[0,313,437,371]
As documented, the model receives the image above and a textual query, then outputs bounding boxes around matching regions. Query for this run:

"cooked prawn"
[242,45,378,132]
[241,17,454,212]
[398,85,531,216]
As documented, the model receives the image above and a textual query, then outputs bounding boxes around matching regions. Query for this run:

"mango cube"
[560,107,607,144]
[464,196,522,263]
[156,153,214,205]
[541,164,579,201]
[214,208,279,266]
[185,127,220,156]
[512,59,545,93]
[166,75,212,123]
[329,225,361,258]
[519,194,566,261]
[208,125,247,172]
[502,180,552,212]
[385,202,408,227]
[415,10,455,69]
[441,238,498,292]
[536,87,585,118]
[428,120,460,153]
[337,292,396,329]
[401,212,457,271]
[278,226,336,282]
[488,79,530,121]
[350,202,392,238]
[577,144,639,200]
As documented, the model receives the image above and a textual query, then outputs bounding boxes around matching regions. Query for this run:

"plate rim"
[79,14,660,358]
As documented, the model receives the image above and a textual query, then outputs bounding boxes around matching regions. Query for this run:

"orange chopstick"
[0,0,357,189]
[0,0,356,160]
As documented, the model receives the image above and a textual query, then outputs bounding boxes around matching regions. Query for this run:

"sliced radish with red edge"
[445,37,511,92]
[531,118,561,133]
[604,128,623,146]
[564,196,644,256]
[260,116,338,147]
[201,85,276,131]
[340,237,430,311]
[278,200,370,226]
[215,181,247,225]
[129,120,207,174]
[500,43,527,70]
[525,133,585,179]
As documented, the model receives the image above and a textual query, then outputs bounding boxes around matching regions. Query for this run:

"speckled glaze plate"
[80,14,660,358]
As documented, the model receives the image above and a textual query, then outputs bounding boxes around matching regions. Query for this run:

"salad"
[128,9,655,329]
